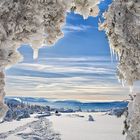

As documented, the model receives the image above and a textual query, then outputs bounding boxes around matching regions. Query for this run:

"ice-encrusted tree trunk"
[0,0,140,139]
[100,0,140,139]
[0,71,8,119]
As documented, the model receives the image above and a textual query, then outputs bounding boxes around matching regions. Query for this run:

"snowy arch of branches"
[0,0,140,140]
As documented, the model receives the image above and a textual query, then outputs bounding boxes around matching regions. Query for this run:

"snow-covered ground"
[49,112,125,140]
[0,112,125,140]
[0,115,60,140]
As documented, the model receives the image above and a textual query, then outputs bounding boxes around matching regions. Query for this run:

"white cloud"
[63,24,95,33]
[11,56,115,75]
[5,56,130,101]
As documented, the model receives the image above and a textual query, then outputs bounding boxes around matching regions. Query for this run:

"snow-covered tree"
[100,0,140,139]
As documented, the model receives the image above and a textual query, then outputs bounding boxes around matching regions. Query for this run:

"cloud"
[8,56,115,75]
[5,56,129,101]
[63,24,95,33]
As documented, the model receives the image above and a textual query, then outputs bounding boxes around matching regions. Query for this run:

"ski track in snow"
[0,118,60,140]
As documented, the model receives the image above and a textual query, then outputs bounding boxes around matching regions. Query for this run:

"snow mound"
[88,115,94,122]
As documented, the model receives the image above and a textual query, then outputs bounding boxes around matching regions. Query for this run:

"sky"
[5,0,132,101]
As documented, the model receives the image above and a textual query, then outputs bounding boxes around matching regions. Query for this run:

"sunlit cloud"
[5,56,130,101]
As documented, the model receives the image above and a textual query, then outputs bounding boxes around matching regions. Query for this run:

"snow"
[0,114,60,140]
[48,112,125,140]
[0,112,125,140]
[0,115,37,133]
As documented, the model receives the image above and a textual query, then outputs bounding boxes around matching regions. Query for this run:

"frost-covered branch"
[100,0,140,86]
[100,0,140,140]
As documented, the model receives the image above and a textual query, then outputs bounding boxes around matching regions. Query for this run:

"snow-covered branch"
[100,1,140,140]
[100,0,140,86]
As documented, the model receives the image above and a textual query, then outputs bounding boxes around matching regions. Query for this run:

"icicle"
[117,52,121,61]
[122,80,125,87]
[115,53,117,60]
[117,53,120,61]
[33,48,39,60]
[118,78,121,83]
[109,46,113,63]
[129,86,133,93]
[112,48,114,56]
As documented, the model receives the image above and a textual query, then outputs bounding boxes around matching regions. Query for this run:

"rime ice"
[101,0,140,139]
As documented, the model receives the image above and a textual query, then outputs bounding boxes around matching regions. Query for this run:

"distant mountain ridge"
[5,97,128,111]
